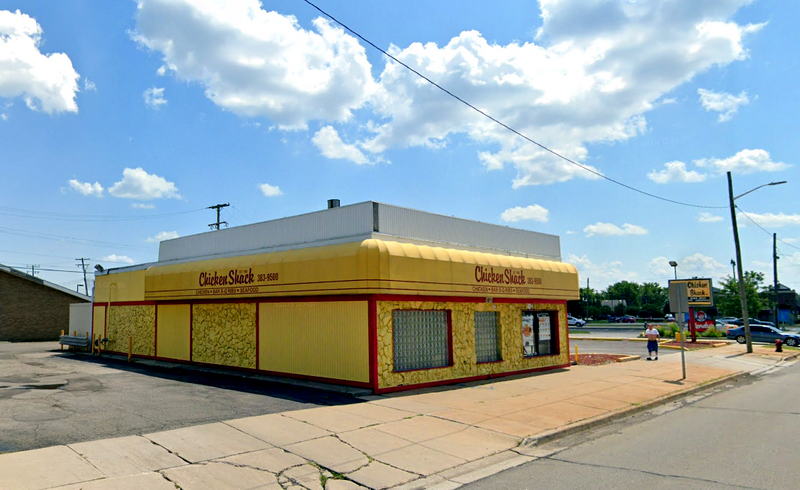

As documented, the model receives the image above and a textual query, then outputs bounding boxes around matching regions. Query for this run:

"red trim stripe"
[368,298,378,392]
[97,350,371,388]
[374,363,571,394]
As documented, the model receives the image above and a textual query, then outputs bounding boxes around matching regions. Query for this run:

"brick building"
[0,265,91,341]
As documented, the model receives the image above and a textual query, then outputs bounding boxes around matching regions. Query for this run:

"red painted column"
[689,306,697,343]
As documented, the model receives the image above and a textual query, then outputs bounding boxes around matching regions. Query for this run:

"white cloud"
[738,212,800,228]
[83,78,96,92]
[143,87,166,108]
[697,212,724,223]
[695,148,790,174]
[583,222,647,237]
[500,204,550,223]
[109,167,180,200]
[258,182,283,197]
[67,179,103,197]
[360,1,761,186]
[312,126,371,165]
[101,254,134,264]
[568,253,633,290]
[697,88,749,122]
[146,230,179,243]
[133,0,761,187]
[0,9,80,113]
[648,253,728,281]
[131,202,155,209]
[647,161,707,184]
[133,0,375,129]
[783,238,800,245]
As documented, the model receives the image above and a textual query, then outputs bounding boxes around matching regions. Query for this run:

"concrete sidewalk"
[1,345,793,490]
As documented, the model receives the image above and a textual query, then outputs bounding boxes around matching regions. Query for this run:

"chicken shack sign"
[669,278,714,307]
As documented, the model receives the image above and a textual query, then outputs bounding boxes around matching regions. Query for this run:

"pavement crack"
[147,438,192,465]
[544,455,763,489]
[158,470,183,489]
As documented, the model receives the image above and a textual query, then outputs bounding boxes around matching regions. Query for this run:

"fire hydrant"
[775,339,783,352]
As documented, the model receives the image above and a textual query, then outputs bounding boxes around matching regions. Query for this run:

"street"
[570,339,680,358]
[467,360,800,489]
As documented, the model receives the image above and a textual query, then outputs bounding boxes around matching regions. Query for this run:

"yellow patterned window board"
[192,303,256,369]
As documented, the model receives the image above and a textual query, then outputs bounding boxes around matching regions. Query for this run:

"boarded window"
[474,311,501,363]
[393,310,450,371]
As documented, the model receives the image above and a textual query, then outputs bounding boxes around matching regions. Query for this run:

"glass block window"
[393,310,450,372]
[474,311,501,363]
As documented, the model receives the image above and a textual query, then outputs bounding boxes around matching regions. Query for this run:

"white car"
[567,315,586,328]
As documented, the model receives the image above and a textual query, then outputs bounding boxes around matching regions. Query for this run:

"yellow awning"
[95,239,579,302]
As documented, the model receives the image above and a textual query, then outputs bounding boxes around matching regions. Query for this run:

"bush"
[656,323,679,338]
[700,327,725,338]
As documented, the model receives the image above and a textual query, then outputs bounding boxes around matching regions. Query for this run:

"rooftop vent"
[327,199,340,209]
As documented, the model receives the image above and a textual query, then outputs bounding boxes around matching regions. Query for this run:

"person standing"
[644,323,660,360]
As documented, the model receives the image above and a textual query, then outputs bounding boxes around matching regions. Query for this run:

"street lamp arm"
[734,181,788,201]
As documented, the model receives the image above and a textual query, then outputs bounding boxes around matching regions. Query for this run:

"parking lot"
[0,342,357,453]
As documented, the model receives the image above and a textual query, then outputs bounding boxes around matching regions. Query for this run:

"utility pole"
[208,203,230,230]
[727,172,752,353]
[29,264,39,277]
[76,258,89,294]
[773,233,779,326]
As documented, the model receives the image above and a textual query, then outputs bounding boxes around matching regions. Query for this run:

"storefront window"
[474,311,501,363]
[521,311,557,357]
[393,310,450,371]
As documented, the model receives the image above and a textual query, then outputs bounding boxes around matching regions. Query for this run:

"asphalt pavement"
[0,342,356,453]
[569,339,679,357]
[467,359,800,489]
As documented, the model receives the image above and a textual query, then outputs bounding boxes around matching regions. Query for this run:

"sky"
[0,0,798,296]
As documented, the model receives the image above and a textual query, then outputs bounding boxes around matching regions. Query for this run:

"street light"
[730,259,736,280]
[727,171,787,353]
[668,260,678,280]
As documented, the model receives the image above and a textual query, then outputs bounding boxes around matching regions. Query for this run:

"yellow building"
[93,202,578,393]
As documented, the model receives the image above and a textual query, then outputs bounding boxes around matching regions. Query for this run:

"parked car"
[664,313,675,321]
[620,315,637,323]
[727,318,775,327]
[726,325,800,346]
[567,315,586,328]
[717,316,738,324]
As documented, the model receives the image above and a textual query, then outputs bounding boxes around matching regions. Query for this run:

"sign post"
[669,282,689,380]
[669,278,715,380]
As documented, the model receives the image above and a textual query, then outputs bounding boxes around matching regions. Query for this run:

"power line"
[736,206,800,252]
[299,0,727,210]
[0,205,206,223]
[0,225,150,250]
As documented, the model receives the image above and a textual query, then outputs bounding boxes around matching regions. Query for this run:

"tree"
[639,282,667,317]
[716,271,765,317]
[605,281,641,310]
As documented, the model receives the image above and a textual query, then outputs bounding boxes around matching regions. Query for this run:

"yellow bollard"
[128,336,133,362]
[574,344,580,364]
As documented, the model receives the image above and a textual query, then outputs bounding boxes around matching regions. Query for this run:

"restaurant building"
[93,201,579,393]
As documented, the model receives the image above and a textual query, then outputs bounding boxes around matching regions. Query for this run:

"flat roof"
[156,201,561,265]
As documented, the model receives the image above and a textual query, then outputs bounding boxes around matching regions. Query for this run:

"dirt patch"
[571,353,632,365]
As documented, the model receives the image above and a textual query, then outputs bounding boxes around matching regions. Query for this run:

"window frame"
[521,310,560,358]
[391,309,453,373]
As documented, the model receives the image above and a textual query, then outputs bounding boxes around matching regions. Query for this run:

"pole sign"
[668,278,714,307]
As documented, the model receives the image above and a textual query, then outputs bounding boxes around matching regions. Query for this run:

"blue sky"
[0,0,798,295]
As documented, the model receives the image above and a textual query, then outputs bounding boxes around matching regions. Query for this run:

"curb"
[615,355,640,363]
[519,370,748,448]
